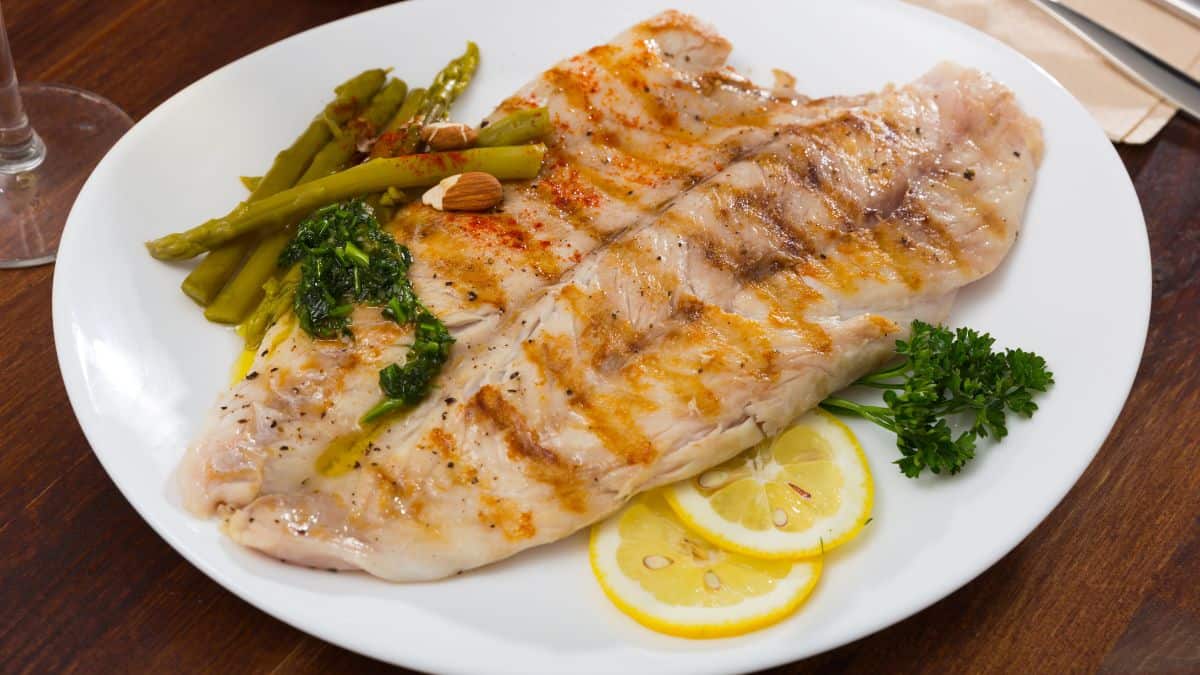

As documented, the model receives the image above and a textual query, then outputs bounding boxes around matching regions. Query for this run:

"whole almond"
[422,172,503,212]
[420,122,478,151]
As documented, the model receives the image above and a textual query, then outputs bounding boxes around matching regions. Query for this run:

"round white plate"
[52,1,1150,672]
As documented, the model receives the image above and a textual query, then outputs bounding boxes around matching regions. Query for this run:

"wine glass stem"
[0,3,43,173]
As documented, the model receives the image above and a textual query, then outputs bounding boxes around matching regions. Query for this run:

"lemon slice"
[590,491,821,638]
[665,409,872,559]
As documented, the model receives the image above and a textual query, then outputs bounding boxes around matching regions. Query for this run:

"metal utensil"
[1031,0,1200,121]
[1148,0,1200,28]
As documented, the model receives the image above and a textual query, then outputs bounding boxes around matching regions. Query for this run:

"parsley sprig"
[820,321,1053,478]
[280,200,453,424]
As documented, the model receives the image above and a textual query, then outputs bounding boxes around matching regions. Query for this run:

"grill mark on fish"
[543,57,717,181]
[524,334,658,465]
[587,42,684,132]
[416,226,508,309]
[619,304,777,419]
[543,61,605,126]
[468,385,587,512]
[886,198,964,270]
[442,210,565,281]
[368,463,427,526]
[526,160,610,239]
[751,270,833,353]
[591,126,704,182]
[561,285,643,373]
[478,494,536,541]
[542,150,644,205]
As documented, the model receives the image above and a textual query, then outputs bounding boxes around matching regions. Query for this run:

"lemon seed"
[703,570,722,590]
[642,555,673,570]
[698,470,728,489]
[772,509,788,527]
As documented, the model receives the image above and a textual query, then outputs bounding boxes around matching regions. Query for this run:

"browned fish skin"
[182,15,1043,582]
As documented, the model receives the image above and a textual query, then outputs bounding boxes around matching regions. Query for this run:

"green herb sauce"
[279,200,453,423]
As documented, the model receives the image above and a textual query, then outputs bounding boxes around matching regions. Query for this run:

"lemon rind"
[589,517,822,639]
[664,409,874,560]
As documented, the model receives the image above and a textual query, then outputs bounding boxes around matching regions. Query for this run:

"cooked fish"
[180,15,1042,582]
[181,10,805,517]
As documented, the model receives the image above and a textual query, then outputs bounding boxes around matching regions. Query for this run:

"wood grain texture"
[0,2,1196,673]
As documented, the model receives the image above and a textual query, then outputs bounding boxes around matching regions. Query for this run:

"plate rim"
[51,0,1152,672]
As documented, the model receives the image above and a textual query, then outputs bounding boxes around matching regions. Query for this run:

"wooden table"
[2,1,1196,672]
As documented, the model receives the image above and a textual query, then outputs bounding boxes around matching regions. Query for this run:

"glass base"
[0,83,132,268]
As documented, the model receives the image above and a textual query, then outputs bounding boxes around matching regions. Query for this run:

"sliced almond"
[422,172,503,212]
[420,122,478,151]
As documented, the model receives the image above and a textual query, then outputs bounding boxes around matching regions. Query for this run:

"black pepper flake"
[445,397,457,405]
[220,406,228,410]
[467,290,478,301]
[245,371,259,380]
[270,420,278,429]
[565,389,574,396]
[280,445,290,451]
[480,119,490,128]
[236,418,248,424]
[269,367,278,373]
[260,349,268,357]
[1013,151,1021,157]
[445,280,454,286]
[353,461,361,469]
[447,462,455,468]
[963,169,976,181]
[510,371,519,379]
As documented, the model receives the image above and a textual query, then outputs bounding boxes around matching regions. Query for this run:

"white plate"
[52,1,1150,672]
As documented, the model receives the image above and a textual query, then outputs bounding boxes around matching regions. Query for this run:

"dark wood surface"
[1,2,1196,673]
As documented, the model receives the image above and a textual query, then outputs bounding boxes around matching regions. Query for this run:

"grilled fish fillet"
[181,10,803,516]
[179,15,1043,581]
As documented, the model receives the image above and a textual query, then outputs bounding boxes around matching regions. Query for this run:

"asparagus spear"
[204,230,292,324]
[477,107,551,147]
[239,266,300,349]
[146,144,547,260]
[204,79,409,323]
[298,78,408,184]
[179,69,387,306]
[377,88,426,138]
[235,86,435,340]
[369,42,479,159]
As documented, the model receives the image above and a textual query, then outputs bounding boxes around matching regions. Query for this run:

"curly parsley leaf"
[821,321,1053,478]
